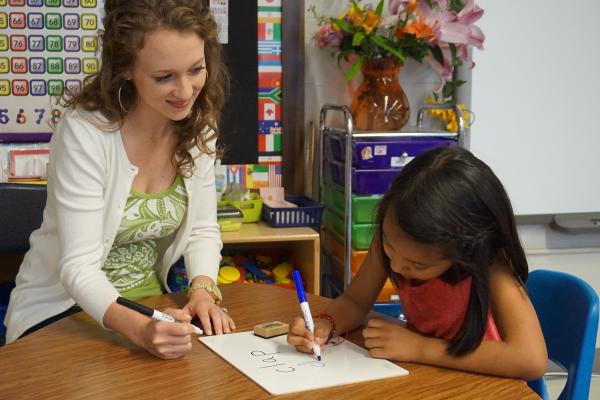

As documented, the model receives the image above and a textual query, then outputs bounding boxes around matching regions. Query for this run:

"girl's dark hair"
[61,0,228,176]
[376,146,528,356]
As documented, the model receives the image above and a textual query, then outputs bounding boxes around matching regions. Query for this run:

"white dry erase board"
[469,0,600,218]
[199,331,408,395]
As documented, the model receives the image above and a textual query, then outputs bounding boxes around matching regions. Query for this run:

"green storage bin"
[322,181,381,224]
[218,193,263,223]
[324,209,375,250]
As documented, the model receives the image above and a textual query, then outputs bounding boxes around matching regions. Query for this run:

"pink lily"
[418,0,485,82]
[458,0,485,26]
[425,44,453,93]
[419,0,485,49]
[388,0,402,15]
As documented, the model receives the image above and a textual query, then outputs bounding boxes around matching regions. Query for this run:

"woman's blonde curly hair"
[61,0,228,176]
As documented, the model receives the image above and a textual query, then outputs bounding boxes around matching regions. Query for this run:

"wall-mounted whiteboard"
[470,0,600,217]
[199,331,408,395]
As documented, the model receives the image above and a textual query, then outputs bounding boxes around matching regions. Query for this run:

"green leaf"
[430,45,443,65]
[346,56,364,81]
[397,34,430,62]
[352,31,366,47]
[331,17,355,34]
[370,35,405,62]
[442,83,454,100]
[448,0,465,12]
[449,43,460,67]
[375,0,384,15]
[337,49,355,67]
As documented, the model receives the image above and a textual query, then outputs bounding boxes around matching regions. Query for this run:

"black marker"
[116,296,203,335]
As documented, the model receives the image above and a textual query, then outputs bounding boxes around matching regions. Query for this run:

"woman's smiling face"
[128,28,207,123]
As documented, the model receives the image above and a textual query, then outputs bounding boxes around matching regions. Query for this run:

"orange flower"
[406,0,418,15]
[347,5,364,28]
[362,10,381,34]
[397,19,435,40]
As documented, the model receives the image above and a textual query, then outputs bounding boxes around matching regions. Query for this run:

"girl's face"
[382,210,453,282]
[128,28,207,124]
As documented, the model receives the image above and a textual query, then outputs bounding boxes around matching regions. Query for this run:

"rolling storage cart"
[318,104,464,302]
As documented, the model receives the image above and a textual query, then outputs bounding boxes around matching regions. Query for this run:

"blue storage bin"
[326,160,401,195]
[262,195,324,228]
[372,302,405,321]
[326,135,455,169]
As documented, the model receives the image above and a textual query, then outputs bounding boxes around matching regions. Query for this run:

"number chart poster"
[0,0,104,141]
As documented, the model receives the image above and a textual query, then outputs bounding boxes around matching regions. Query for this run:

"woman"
[5,0,235,359]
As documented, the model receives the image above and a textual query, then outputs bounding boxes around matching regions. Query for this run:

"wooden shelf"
[221,222,321,295]
[221,222,319,244]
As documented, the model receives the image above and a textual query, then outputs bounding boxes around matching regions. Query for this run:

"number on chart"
[0,108,9,124]
[16,108,27,124]
[51,109,62,127]
[34,108,45,124]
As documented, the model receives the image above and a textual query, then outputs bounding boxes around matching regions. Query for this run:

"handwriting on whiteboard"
[251,350,325,373]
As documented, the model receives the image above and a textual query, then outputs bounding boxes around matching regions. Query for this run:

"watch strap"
[188,281,222,304]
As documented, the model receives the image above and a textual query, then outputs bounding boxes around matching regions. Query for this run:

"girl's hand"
[136,308,196,359]
[182,289,236,335]
[362,318,424,362]
[287,316,331,353]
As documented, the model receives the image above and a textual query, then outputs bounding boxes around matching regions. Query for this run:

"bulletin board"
[218,0,258,165]
[0,0,273,170]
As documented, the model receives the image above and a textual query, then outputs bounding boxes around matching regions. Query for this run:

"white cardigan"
[5,109,222,343]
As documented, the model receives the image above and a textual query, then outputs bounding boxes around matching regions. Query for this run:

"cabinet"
[318,104,463,298]
[221,221,320,294]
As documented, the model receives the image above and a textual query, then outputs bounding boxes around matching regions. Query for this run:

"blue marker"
[292,270,322,361]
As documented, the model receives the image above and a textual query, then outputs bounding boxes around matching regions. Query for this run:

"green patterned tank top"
[102,175,187,300]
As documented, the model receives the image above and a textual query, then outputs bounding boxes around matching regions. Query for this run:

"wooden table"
[0,284,539,399]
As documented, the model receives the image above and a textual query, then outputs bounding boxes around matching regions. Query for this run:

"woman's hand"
[363,318,424,362]
[287,316,331,354]
[182,288,235,335]
[136,308,197,359]
[106,301,199,359]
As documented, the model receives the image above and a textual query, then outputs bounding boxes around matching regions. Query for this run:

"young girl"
[288,146,547,380]
[5,0,235,358]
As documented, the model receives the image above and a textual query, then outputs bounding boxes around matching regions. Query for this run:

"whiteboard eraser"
[254,321,289,339]
[552,213,600,234]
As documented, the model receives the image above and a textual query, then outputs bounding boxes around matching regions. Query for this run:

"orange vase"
[350,57,410,131]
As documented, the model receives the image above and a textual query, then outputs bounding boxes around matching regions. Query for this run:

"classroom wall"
[304,0,600,349]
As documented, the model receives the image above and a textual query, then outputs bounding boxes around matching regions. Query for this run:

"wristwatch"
[188,280,223,305]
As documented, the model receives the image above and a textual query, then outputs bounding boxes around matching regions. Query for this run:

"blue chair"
[526,269,599,400]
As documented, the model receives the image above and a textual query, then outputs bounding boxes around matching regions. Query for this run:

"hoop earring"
[118,81,129,113]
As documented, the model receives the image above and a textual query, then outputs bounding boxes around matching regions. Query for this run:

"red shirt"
[396,275,501,341]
